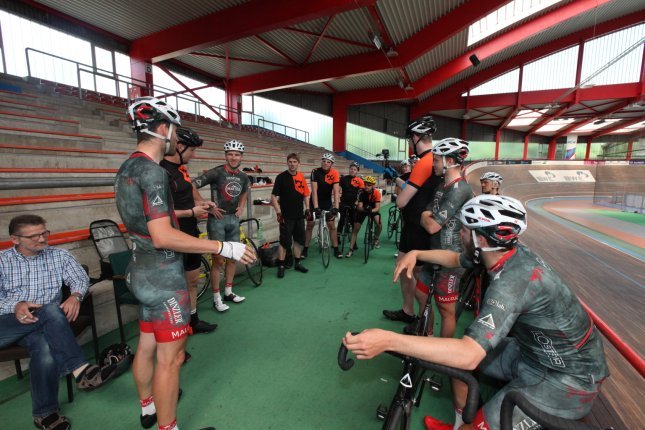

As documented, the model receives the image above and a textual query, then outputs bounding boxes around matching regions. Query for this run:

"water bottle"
[257,219,263,240]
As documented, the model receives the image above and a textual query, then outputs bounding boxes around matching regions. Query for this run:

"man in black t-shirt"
[160,127,216,335]
[271,153,311,278]
[338,162,364,246]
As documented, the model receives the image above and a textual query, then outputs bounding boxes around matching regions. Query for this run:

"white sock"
[225,286,232,296]
[140,396,155,416]
[453,407,464,430]
[213,292,222,304]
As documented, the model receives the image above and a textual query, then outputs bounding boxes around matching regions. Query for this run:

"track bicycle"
[338,266,462,430]
[338,206,354,255]
[312,209,332,268]
[363,212,377,263]
[387,206,402,248]
[196,217,264,298]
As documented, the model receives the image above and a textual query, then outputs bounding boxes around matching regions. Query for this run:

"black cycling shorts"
[279,218,306,249]
[398,220,431,255]
[354,210,380,225]
[183,252,202,271]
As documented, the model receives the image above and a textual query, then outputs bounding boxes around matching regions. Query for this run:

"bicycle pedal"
[376,404,388,421]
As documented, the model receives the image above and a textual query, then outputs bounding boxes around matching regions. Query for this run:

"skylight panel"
[468,0,563,46]
[536,117,575,133]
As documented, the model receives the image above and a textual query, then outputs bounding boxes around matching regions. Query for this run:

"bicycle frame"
[312,209,332,268]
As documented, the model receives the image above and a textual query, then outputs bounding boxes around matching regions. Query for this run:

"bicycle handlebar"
[239,217,260,230]
[500,391,597,430]
[337,340,479,423]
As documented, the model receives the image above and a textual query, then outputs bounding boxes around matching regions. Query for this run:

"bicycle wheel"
[382,401,412,430]
[196,255,211,299]
[339,215,352,254]
[243,238,263,286]
[456,268,477,321]
[393,217,401,248]
[387,207,397,239]
[364,218,373,263]
[321,225,331,268]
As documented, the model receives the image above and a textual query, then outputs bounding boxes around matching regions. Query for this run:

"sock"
[140,395,156,416]
[72,363,89,379]
[294,258,301,265]
[303,246,308,253]
[213,291,222,304]
[225,283,233,296]
[334,247,340,253]
[277,259,285,268]
[453,407,463,430]
[158,418,178,430]
[190,311,199,325]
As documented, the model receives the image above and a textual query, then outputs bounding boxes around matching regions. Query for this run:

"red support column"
[461,120,468,141]
[585,137,592,160]
[547,139,557,159]
[494,129,501,160]
[226,89,242,125]
[129,56,153,97]
[626,140,633,160]
[523,135,529,160]
[332,97,347,153]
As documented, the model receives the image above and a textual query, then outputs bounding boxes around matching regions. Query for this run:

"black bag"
[259,242,280,267]
[99,343,134,378]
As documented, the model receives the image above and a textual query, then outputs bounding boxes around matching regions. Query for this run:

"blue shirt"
[0,246,89,315]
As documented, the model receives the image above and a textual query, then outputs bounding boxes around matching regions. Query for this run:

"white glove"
[219,241,247,261]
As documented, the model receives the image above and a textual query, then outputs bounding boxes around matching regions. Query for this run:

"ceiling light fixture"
[371,33,383,50]
[404,84,414,91]
[386,47,399,57]
[593,119,606,125]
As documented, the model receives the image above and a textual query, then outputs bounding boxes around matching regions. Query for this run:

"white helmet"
[321,153,335,163]
[400,159,411,167]
[459,195,527,248]
[431,138,469,164]
[224,139,245,153]
[127,97,181,132]
[480,172,503,184]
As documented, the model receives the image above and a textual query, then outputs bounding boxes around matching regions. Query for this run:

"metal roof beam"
[551,99,634,139]
[414,8,643,115]
[131,0,376,63]
[230,0,509,94]
[589,117,645,140]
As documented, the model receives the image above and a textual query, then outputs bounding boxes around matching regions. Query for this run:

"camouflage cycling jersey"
[192,165,250,215]
[464,244,608,379]
[427,178,473,252]
[115,152,180,257]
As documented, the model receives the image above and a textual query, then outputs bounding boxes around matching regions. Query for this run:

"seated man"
[0,214,116,430]
[344,196,608,430]
[346,176,382,257]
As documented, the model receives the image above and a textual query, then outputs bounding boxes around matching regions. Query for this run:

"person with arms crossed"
[337,161,364,250]
[0,214,116,430]
[271,153,311,278]
[345,176,382,257]
[383,116,442,325]
[303,153,342,259]
[192,139,251,312]
[413,138,473,338]
[344,195,608,430]
[117,97,254,430]
[160,127,217,336]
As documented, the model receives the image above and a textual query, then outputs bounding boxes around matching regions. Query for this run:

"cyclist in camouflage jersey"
[345,195,608,430]
[193,139,250,312]
[116,97,254,430]
[414,139,473,339]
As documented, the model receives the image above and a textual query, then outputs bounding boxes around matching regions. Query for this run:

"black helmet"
[406,115,436,139]
[177,127,203,147]
[99,343,134,379]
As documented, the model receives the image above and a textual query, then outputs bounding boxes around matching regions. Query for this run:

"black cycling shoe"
[183,352,192,364]
[382,309,417,323]
[277,266,285,278]
[140,389,183,429]
[190,319,217,334]
[294,262,308,273]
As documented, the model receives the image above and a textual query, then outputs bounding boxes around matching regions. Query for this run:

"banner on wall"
[529,170,595,183]
[564,135,577,160]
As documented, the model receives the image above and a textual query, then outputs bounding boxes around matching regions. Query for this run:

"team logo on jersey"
[151,196,164,206]
[477,314,496,329]
[194,179,203,187]
[163,249,175,259]
[439,210,448,219]
[225,182,243,197]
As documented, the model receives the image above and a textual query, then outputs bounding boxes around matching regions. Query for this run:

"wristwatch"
[71,293,83,303]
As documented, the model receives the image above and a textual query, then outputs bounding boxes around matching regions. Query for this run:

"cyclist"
[160,127,217,335]
[271,153,311,278]
[116,97,254,430]
[303,152,342,259]
[394,158,412,197]
[338,161,364,249]
[480,171,503,195]
[346,175,381,257]
[412,138,473,338]
[193,139,251,312]
[345,195,608,430]
[383,115,442,325]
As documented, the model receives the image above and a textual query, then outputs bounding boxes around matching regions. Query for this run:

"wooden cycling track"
[468,164,644,429]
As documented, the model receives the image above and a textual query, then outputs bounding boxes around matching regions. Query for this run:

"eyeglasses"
[14,230,50,241]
